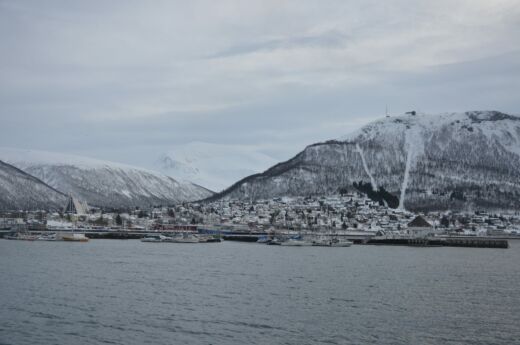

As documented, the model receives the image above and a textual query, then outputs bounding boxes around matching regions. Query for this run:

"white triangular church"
[64,195,89,215]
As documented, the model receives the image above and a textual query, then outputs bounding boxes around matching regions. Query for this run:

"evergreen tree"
[440,216,450,228]
[115,214,123,226]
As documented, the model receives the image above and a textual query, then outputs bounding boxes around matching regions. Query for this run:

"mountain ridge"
[0,160,67,211]
[0,148,214,209]
[205,110,520,211]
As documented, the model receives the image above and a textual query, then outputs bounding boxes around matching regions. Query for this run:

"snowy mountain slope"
[207,111,520,211]
[0,148,213,209]
[0,160,67,211]
[155,142,279,192]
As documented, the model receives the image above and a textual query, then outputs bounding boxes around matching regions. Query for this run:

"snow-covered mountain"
[0,160,67,211]
[0,148,213,209]
[207,111,520,212]
[155,142,279,192]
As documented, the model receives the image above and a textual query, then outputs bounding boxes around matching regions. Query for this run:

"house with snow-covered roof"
[406,215,436,238]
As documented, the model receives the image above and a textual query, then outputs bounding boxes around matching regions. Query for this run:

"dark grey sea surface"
[1,239,519,345]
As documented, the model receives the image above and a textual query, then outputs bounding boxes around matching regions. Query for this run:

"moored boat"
[329,238,353,247]
[141,234,173,242]
[5,233,38,241]
[280,238,313,246]
[312,238,332,246]
[61,233,89,242]
[197,234,222,243]
[312,238,353,247]
[36,233,57,241]
[256,235,270,243]
[171,233,199,243]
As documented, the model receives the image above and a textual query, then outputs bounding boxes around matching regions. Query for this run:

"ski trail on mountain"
[399,127,424,210]
[399,146,413,209]
[356,143,378,191]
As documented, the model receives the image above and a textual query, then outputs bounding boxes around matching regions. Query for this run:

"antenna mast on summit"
[385,105,389,117]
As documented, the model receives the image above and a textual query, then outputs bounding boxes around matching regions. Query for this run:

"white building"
[63,196,89,215]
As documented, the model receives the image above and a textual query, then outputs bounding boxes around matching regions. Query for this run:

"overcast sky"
[1,0,519,170]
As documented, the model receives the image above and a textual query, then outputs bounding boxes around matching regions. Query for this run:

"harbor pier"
[366,236,509,249]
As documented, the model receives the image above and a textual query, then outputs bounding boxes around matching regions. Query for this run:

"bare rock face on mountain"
[0,149,213,209]
[0,160,67,211]
[208,111,520,212]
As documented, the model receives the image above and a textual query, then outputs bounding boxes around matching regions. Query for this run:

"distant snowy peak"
[157,154,200,177]
[155,142,279,192]
[209,111,520,211]
[0,148,213,208]
[0,147,160,172]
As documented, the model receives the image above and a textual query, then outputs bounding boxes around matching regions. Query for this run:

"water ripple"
[0,240,519,345]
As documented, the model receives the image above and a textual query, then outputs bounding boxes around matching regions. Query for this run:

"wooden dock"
[439,237,508,248]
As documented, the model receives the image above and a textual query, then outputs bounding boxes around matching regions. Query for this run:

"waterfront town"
[1,193,519,240]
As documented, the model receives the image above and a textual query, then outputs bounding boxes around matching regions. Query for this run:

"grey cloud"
[0,0,519,175]
[208,30,350,58]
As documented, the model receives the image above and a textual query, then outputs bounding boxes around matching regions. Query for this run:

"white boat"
[141,234,173,242]
[256,235,270,243]
[36,233,57,241]
[196,234,222,243]
[280,238,313,246]
[171,233,199,243]
[312,238,353,247]
[329,238,353,247]
[61,233,89,242]
[197,234,211,243]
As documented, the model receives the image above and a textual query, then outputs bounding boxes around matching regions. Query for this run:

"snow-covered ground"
[46,220,75,229]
